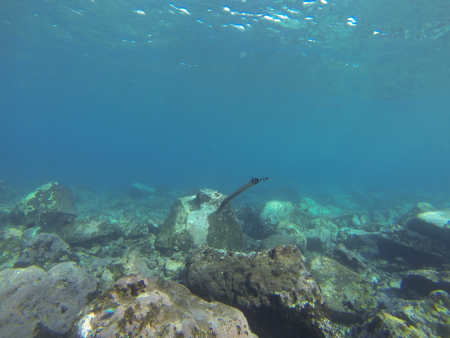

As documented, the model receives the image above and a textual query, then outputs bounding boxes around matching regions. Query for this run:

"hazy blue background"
[1,0,449,196]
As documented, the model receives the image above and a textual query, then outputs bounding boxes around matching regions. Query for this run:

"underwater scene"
[1,0,450,337]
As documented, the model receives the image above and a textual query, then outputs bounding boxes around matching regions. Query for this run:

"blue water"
[1,0,449,196]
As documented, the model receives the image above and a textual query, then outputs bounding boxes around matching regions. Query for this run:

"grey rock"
[11,182,77,230]
[57,218,120,244]
[70,274,257,338]
[185,245,339,338]
[156,189,243,254]
[14,232,79,269]
[0,262,98,337]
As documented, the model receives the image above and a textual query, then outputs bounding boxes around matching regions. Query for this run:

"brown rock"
[185,245,339,338]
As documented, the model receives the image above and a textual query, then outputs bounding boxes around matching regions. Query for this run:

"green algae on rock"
[11,182,77,230]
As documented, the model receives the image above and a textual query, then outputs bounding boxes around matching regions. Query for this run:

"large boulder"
[14,232,79,269]
[70,274,257,338]
[397,202,436,226]
[185,245,339,338]
[310,256,377,324]
[407,210,450,244]
[0,262,98,337]
[10,182,77,230]
[155,189,243,254]
[57,218,120,245]
[377,229,450,269]
[259,200,298,237]
[359,290,450,337]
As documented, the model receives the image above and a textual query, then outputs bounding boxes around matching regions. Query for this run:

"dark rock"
[359,290,450,337]
[337,228,379,250]
[310,256,377,325]
[185,245,339,338]
[10,182,77,230]
[407,210,450,244]
[0,262,98,337]
[377,229,450,269]
[397,202,436,226]
[14,232,79,269]
[332,243,367,273]
[70,274,257,338]
[237,206,268,239]
[156,189,243,255]
[401,269,450,299]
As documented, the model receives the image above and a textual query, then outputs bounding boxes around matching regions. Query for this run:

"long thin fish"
[216,177,270,213]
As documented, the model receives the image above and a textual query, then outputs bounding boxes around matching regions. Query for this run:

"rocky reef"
[0,180,450,337]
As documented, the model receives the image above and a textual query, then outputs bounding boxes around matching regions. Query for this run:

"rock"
[332,243,367,273]
[401,269,450,298]
[70,274,257,338]
[377,229,450,269]
[155,189,243,254]
[359,311,429,338]
[261,233,307,251]
[10,182,77,230]
[128,182,155,199]
[0,262,98,337]
[0,227,25,269]
[14,232,79,269]
[259,200,298,237]
[397,202,436,226]
[185,245,339,338]
[108,250,154,280]
[305,223,338,252]
[310,256,377,324]
[407,210,450,244]
[298,197,341,218]
[359,290,450,337]
[237,206,267,239]
[336,228,378,250]
[57,218,120,245]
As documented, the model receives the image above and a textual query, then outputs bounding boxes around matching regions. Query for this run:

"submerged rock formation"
[155,189,243,254]
[309,256,377,324]
[0,262,98,337]
[185,245,339,338]
[10,182,77,230]
[407,210,450,244]
[71,274,257,338]
[14,232,79,269]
